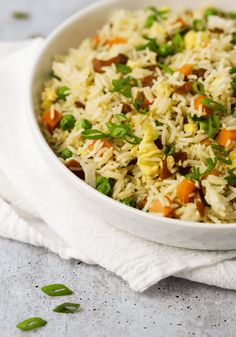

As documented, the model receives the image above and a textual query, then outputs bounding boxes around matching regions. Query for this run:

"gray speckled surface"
[1,1,236,336]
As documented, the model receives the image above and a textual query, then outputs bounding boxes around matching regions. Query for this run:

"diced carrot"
[94,35,101,45]
[42,109,62,130]
[176,179,196,204]
[194,95,212,116]
[137,91,151,107]
[202,168,220,180]
[149,197,173,217]
[178,64,193,76]
[106,37,127,47]
[173,17,187,27]
[88,139,112,151]
[216,129,236,147]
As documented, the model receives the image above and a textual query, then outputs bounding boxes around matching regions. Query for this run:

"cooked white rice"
[40,5,236,223]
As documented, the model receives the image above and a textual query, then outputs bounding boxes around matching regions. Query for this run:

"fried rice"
[40,6,236,223]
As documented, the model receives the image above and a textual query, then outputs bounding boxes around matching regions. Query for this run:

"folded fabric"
[1,39,236,292]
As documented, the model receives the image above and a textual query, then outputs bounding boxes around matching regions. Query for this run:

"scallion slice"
[41,284,73,297]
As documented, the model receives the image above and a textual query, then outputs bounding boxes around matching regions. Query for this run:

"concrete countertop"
[0,1,236,336]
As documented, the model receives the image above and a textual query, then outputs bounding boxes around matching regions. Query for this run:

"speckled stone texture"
[0,1,236,336]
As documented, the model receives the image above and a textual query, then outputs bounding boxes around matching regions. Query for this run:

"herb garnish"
[211,144,232,165]
[41,284,73,296]
[192,19,205,31]
[53,302,81,314]
[82,124,141,144]
[186,158,217,181]
[16,317,47,331]
[136,35,159,53]
[12,11,30,20]
[192,82,205,95]
[193,113,220,139]
[145,7,170,27]
[157,62,175,74]
[164,144,176,155]
[116,64,132,74]
[112,76,137,98]
[225,168,236,186]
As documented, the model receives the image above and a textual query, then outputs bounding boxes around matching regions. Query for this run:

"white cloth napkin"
[1,39,236,292]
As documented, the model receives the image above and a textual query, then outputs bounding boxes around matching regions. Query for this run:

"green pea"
[96,176,112,196]
[158,44,173,57]
[60,148,72,160]
[120,197,136,207]
[60,114,75,130]
[192,19,205,31]
[76,118,92,130]
[57,86,70,100]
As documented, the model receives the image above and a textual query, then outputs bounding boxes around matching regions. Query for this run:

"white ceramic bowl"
[27,0,236,250]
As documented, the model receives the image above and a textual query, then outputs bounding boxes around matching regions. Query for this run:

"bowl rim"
[27,0,236,230]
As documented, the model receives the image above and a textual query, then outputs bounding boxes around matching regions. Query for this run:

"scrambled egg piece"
[137,121,163,177]
[41,87,57,111]
[148,22,167,45]
[203,176,228,218]
[229,149,236,169]
[184,123,198,134]
[152,78,173,98]
[184,31,209,49]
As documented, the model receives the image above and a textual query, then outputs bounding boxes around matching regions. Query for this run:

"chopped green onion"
[211,144,232,165]
[225,168,236,186]
[145,15,156,28]
[57,86,70,100]
[172,33,184,53]
[124,133,142,144]
[41,284,73,296]
[230,67,236,74]
[108,124,131,138]
[96,176,112,196]
[116,64,132,74]
[186,158,217,181]
[120,197,136,207]
[53,302,81,314]
[208,112,221,139]
[147,7,170,20]
[112,76,137,98]
[76,118,92,130]
[157,62,174,74]
[231,32,236,44]
[193,82,205,95]
[192,19,205,31]
[16,317,47,331]
[158,44,173,57]
[81,129,109,140]
[136,36,159,53]
[204,8,221,18]
[60,148,73,160]
[115,113,128,122]
[12,11,30,20]
[164,144,176,155]
[192,113,220,139]
[228,12,236,19]
[201,98,225,112]
[60,114,76,130]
